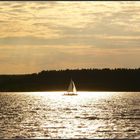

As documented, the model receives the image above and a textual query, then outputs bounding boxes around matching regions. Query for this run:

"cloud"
[0,32,140,49]
[0,1,140,73]
[1,1,140,40]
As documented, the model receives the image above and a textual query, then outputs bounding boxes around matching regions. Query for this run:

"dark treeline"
[0,68,140,92]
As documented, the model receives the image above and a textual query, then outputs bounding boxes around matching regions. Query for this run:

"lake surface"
[0,92,140,139]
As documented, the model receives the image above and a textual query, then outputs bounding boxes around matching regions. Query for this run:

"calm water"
[0,92,140,139]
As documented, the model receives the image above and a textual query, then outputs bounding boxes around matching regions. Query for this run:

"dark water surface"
[0,92,140,139]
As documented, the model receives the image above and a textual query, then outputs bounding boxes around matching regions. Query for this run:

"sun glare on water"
[0,91,139,139]
[27,91,114,104]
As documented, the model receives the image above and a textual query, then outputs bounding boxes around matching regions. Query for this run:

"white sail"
[67,80,73,92]
[67,79,77,94]
[72,80,77,93]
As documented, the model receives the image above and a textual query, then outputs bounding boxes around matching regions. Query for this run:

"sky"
[0,1,140,74]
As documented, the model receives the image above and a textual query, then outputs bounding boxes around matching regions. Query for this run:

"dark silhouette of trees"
[0,68,140,92]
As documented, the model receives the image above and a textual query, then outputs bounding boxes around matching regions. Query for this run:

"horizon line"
[0,67,140,75]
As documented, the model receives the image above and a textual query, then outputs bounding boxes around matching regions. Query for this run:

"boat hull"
[63,93,78,96]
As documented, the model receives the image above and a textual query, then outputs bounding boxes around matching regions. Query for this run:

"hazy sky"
[0,1,140,74]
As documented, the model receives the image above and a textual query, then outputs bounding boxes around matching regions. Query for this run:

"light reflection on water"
[0,92,140,139]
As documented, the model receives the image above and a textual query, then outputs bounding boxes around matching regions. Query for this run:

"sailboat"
[64,79,78,96]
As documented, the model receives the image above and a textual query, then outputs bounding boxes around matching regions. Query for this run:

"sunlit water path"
[0,92,140,139]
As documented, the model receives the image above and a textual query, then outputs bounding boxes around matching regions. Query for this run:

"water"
[0,92,140,139]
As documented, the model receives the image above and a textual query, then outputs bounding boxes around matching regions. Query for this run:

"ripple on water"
[0,92,140,139]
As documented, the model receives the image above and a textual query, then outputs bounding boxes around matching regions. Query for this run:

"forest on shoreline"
[0,68,140,92]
